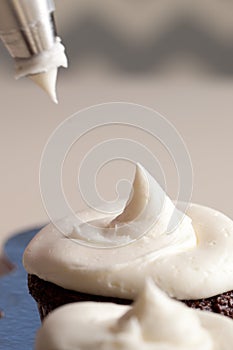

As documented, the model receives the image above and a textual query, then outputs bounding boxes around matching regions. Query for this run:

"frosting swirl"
[35,281,233,350]
[23,164,233,300]
[68,163,196,250]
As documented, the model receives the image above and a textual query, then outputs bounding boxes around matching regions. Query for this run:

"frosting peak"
[118,280,212,349]
[70,164,197,249]
[35,282,233,350]
[111,163,153,223]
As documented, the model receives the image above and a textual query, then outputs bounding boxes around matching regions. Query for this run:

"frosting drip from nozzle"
[29,68,58,104]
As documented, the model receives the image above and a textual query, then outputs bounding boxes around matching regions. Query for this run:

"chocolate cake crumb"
[28,274,131,320]
[184,291,233,318]
[28,274,233,320]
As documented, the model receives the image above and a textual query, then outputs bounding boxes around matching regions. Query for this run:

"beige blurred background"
[0,0,233,266]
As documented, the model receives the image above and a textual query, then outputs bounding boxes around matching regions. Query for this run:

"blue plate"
[0,227,43,350]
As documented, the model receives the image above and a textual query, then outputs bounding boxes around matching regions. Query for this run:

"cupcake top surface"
[35,281,233,350]
[23,164,233,300]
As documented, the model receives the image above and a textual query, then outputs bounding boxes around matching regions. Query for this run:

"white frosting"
[29,68,58,104]
[15,37,68,103]
[23,164,233,300]
[68,164,196,249]
[35,281,233,350]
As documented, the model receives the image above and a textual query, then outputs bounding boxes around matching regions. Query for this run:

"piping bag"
[0,0,68,103]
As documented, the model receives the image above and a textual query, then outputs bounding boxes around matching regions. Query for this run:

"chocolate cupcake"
[23,164,233,320]
[27,274,233,321]
[35,281,233,350]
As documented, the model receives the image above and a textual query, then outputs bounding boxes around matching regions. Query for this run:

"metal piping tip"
[29,68,58,104]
